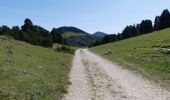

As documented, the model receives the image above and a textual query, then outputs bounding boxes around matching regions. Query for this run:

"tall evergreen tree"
[154,16,161,30]
[121,25,139,39]
[136,24,141,34]
[101,34,118,44]
[116,33,122,40]
[159,9,170,29]
[139,20,153,34]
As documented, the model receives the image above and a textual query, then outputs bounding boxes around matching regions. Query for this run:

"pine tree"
[159,9,170,29]
[154,16,161,30]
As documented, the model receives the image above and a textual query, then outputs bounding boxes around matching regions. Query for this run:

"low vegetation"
[0,36,74,99]
[91,28,170,88]
[54,44,75,54]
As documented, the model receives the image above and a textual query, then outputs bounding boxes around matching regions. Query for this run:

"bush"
[55,45,75,54]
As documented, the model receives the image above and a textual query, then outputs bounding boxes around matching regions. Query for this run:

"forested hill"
[55,27,98,47]
[57,26,88,34]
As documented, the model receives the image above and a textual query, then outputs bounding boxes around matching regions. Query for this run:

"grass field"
[0,36,74,99]
[90,28,170,88]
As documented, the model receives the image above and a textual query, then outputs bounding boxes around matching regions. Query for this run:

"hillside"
[0,36,73,99]
[62,32,97,47]
[56,26,98,47]
[57,26,88,34]
[93,31,107,37]
[90,28,170,88]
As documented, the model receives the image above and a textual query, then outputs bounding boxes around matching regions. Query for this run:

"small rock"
[23,70,28,74]
[39,66,42,69]
[11,91,16,96]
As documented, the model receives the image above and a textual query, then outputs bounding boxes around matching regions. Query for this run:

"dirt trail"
[63,49,170,100]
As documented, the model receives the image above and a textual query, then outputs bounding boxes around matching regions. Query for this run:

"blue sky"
[0,0,170,34]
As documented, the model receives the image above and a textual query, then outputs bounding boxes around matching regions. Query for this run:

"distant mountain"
[55,26,98,47]
[63,32,98,47]
[57,26,88,34]
[93,31,107,37]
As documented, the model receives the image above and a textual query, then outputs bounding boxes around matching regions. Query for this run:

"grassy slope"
[62,32,85,38]
[0,36,73,99]
[62,32,97,47]
[90,28,170,88]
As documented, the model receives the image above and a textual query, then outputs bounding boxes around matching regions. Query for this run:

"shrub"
[54,45,75,54]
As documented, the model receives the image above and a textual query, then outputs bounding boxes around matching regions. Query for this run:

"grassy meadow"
[0,36,74,99]
[90,28,170,88]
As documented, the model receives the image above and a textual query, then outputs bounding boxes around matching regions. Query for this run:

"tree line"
[92,9,170,46]
[0,18,64,47]
[1,9,170,48]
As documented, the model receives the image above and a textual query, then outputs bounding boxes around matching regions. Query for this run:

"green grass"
[62,32,85,38]
[0,36,74,99]
[90,28,170,88]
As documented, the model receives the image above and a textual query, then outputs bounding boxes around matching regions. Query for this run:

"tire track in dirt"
[81,51,128,100]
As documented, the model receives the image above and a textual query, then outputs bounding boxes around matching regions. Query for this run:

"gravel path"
[63,49,170,100]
